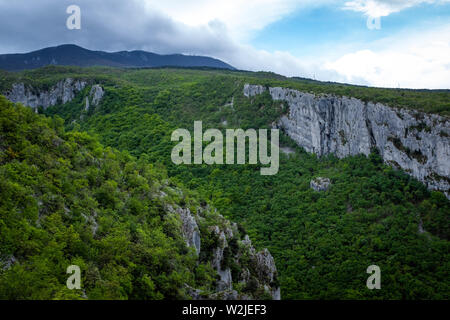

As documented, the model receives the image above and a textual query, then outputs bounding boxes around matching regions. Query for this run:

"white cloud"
[343,0,450,17]
[219,44,345,83]
[324,24,450,88]
[0,0,343,82]
[1,0,449,88]
[144,0,334,40]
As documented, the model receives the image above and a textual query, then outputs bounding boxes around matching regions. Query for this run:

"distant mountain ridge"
[0,44,235,71]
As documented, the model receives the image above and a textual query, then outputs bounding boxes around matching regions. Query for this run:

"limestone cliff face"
[244,84,450,198]
[5,78,87,110]
[4,79,105,113]
[161,190,280,300]
[89,85,104,107]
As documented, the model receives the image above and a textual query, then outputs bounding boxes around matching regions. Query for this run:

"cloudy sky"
[0,0,450,88]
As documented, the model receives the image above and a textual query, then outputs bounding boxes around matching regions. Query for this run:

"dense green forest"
[1,66,449,299]
[2,66,450,116]
[0,96,278,300]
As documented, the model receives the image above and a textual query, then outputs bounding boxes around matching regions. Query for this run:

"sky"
[0,0,449,88]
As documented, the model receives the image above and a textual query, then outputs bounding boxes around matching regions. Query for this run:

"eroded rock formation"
[5,79,104,112]
[244,84,450,198]
[6,78,87,110]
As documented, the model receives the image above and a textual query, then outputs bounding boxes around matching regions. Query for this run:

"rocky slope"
[5,78,104,113]
[4,79,449,199]
[5,78,87,110]
[244,84,450,198]
[165,202,280,300]
[0,92,280,300]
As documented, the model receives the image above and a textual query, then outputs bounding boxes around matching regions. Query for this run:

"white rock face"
[85,97,90,111]
[6,78,87,110]
[218,268,233,291]
[255,248,277,284]
[90,85,104,106]
[5,80,105,112]
[310,177,331,192]
[243,84,265,97]
[167,205,201,255]
[240,235,281,300]
[0,255,17,270]
[244,85,450,198]
[206,224,281,299]
[210,225,233,291]
[154,185,280,299]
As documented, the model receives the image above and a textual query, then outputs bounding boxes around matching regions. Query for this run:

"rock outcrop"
[310,177,331,192]
[5,78,87,110]
[167,205,201,255]
[209,225,233,291]
[4,79,105,112]
[244,84,450,198]
[0,255,17,271]
[89,85,104,107]
[161,186,280,300]
[241,235,280,300]
[201,220,280,300]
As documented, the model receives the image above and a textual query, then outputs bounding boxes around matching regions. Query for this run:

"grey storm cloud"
[0,0,234,56]
[0,0,352,85]
[1,0,447,88]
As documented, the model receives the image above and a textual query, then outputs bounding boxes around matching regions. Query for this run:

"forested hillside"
[2,66,450,116]
[0,44,235,72]
[1,66,449,299]
[0,96,280,300]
